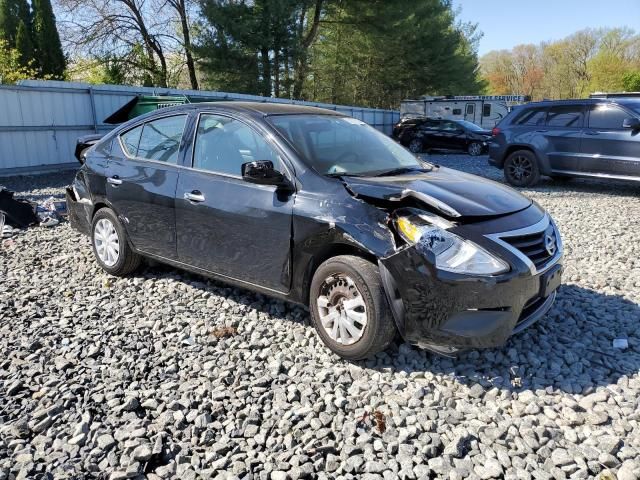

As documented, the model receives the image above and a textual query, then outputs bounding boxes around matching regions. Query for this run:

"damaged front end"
[338,172,563,355]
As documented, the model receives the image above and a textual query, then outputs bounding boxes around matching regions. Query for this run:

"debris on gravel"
[1,157,639,479]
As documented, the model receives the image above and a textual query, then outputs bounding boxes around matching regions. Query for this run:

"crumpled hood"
[343,166,532,218]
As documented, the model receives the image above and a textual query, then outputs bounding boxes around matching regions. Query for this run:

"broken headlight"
[394,213,509,276]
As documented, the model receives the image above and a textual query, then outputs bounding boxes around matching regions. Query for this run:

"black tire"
[91,208,141,276]
[467,142,483,156]
[504,150,541,187]
[408,137,423,154]
[309,255,397,360]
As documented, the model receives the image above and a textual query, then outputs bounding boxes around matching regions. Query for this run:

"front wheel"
[467,142,484,156]
[91,208,141,276]
[309,255,397,360]
[504,150,541,187]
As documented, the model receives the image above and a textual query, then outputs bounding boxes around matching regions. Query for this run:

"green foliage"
[32,0,65,78]
[307,0,483,108]
[0,0,30,48]
[197,0,482,108]
[15,19,33,66]
[622,71,640,91]
[481,27,640,100]
[0,38,36,83]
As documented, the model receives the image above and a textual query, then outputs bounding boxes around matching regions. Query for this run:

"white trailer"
[400,95,530,129]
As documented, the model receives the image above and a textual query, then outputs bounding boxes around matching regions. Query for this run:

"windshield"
[268,114,428,176]
[457,120,484,132]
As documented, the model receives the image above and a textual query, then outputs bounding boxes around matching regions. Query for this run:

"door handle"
[184,190,205,203]
[584,130,599,136]
[535,129,548,133]
[107,176,122,186]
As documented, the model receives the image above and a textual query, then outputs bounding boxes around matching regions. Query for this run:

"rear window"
[546,105,584,128]
[514,107,547,126]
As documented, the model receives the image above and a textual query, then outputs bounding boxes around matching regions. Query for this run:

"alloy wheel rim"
[469,143,482,155]
[409,140,421,153]
[94,218,120,267]
[508,156,533,181]
[317,274,368,346]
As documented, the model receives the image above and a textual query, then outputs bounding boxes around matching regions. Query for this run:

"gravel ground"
[1,155,640,480]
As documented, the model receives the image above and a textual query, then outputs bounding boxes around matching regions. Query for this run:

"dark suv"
[489,98,640,186]
[393,117,492,156]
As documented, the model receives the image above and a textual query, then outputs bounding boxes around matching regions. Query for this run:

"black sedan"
[67,102,563,360]
[393,117,492,156]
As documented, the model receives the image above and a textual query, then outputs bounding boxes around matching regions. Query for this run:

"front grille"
[502,224,558,271]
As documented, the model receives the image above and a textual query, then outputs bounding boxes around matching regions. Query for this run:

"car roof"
[143,101,345,118]
[518,98,636,108]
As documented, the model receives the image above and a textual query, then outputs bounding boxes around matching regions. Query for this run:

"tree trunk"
[293,0,323,99]
[174,0,198,90]
[261,47,271,96]
[274,47,280,97]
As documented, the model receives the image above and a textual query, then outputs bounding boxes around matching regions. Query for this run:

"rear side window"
[121,125,143,156]
[546,105,584,127]
[137,115,187,164]
[515,107,547,126]
[483,104,492,117]
[588,104,630,129]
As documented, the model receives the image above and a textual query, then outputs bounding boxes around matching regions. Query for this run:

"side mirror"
[242,160,293,190]
[623,117,640,130]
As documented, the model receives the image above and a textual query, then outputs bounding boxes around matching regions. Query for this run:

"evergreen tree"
[0,0,31,48]
[32,0,65,78]
[15,18,33,67]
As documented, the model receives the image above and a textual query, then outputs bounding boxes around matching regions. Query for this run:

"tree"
[0,0,30,48]
[305,0,483,108]
[0,38,37,83]
[622,71,640,91]
[57,0,190,88]
[15,18,33,66]
[32,0,65,78]
[165,0,198,90]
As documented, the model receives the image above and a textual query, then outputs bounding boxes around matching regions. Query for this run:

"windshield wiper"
[371,166,432,177]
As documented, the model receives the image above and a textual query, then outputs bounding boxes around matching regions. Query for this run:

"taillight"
[491,127,500,136]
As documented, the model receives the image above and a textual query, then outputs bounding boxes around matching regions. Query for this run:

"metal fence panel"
[0,80,400,174]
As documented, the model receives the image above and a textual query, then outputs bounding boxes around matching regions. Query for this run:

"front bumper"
[379,212,563,354]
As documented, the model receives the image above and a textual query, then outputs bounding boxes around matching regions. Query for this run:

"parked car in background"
[67,102,562,360]
[489,98,640,187]
[393,117,492,155]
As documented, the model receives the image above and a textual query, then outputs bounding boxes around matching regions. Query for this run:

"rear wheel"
[309,255,397,360]
[408,138,423,154]
[91,208,141,276]
[504,150,541,187]
[467,142,483,156]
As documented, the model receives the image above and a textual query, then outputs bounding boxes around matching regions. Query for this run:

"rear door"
[541,104,585,172]
[175,112,294,292]
[581,103,640,177]
[107,114,188,258]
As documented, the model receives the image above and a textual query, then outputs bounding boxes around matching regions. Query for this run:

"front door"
[106,114,188,258]
[581,103,640,177]
[175,113,294,292]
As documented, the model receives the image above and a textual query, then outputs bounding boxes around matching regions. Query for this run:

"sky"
[454,0,640,56]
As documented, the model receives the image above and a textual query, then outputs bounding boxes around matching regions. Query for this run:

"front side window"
[193,114,280,176]
[588,104,630,130]
[269,115,426,176]
[136,115,187,164]
[546,105,584,128]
